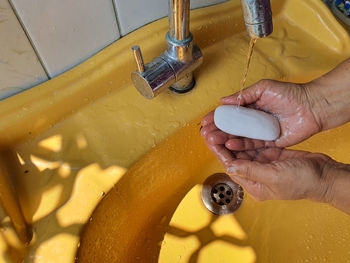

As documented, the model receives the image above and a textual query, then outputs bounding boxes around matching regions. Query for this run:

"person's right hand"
[201,79,323,150]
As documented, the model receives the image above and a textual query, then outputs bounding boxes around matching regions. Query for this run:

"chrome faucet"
[241,0,273,38]
[131,0,273,99]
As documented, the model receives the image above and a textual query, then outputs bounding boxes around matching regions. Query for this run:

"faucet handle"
[131,46,145,73]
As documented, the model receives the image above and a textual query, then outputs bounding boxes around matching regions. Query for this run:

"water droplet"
[160,216,167,224]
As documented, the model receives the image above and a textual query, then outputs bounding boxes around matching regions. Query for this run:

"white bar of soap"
[214,105,280,141]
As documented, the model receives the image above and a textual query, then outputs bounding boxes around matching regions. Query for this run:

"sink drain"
[201,173,244,215]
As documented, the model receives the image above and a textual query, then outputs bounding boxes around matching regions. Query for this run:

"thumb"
[226,160,274,184]
[220,79,272,106]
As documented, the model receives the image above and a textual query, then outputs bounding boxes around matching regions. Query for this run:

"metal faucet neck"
[169,0,191,41]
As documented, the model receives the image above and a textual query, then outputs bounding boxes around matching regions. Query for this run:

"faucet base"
[169,73,195,94]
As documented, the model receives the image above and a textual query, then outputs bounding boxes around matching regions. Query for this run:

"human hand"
[209,144,334,202]
[201,79,322,149]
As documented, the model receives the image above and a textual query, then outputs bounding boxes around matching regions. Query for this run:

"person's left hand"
[201,135,335,202]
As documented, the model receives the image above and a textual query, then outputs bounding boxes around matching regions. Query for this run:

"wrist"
[317,162,350,206]
[305,68,350,131]
[317,161,336,204]
[303,82,329,132]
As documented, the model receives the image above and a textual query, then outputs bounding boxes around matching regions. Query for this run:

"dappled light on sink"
[0,128,127,262]
[30,154,62,172]
[38,135,63,153]
[199,241,255,263]
[76,135,88,150]
[56,164,127,228]
[0,0,350,261]
[159,185,255,263]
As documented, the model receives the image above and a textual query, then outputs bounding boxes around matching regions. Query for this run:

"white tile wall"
[0,0,227,98]
[10,0,120,78]
[114,0,227,36]
[0,0,47,99]
[113,0,167,36]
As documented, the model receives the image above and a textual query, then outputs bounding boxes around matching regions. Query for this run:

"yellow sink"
[0,0,350,262]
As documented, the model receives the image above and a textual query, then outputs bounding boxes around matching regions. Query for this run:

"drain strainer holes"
[201,173,244,215]
[211,183,234,206]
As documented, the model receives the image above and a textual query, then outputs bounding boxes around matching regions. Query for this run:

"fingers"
[203,126,276,151]
[277,149,332,163]
[230,175,270,201]
[225,138,275,151]
[221,80,272,106]
[235,147,285,163]
[226,159,275,184]
[206,130,230,145]
[253,148,284,162]
[221,93,242,105]
[207,144,236,167]
[200,123,218,138]
[201,124,237,145]
[201,111,214,126]
[235,151,254,161]
[225,138,252,151]
[221,79,282,109]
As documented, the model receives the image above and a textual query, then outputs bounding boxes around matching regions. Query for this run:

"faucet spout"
[240,0,273,38]
[169,0,190,41]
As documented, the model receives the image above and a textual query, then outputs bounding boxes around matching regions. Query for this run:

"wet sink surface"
[76,116,350,263]
[0,0,350,262]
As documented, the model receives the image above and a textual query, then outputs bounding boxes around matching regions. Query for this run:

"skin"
[201,58,350,215]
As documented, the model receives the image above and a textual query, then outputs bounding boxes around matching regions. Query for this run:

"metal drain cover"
[201,173,244,215]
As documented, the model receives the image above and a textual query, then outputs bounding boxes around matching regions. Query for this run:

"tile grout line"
[7,0,51,79]
[110,0,229,37]
[111,0,124,37]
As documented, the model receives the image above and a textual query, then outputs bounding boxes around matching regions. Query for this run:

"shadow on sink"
[0,0,350,262]
[76,115,350,262]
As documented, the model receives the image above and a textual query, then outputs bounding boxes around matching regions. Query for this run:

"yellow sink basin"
[1,0,350,262]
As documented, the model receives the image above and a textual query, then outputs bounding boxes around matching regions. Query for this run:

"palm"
[201,81,321,152]
[203,142,331,201]
[250,83,321,147]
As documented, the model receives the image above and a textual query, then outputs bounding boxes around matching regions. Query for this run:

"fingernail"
[226,167,237,175]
